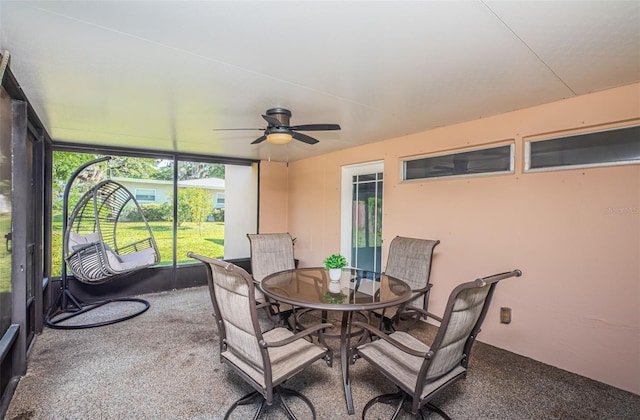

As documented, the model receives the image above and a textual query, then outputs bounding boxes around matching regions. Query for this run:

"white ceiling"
[1,1,639,162]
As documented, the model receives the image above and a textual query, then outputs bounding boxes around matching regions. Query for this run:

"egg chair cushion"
[68,231,156,273]
[116,248,157,270]
[68,232,102,252]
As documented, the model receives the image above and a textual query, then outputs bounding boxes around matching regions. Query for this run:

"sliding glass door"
[341,161,384,273]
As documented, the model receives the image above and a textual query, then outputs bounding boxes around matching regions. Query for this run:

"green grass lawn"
[0,214,11,293]
[51,219,224,276]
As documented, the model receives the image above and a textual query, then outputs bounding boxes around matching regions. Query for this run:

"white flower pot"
[329,268,342,281]
[328,281,341,294]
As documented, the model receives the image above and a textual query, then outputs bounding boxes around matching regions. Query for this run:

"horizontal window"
[403,144,513,181]
[135,188,156,202]
[526,125,640,171]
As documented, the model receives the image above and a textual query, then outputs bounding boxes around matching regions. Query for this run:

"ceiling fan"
[213,108,341,145]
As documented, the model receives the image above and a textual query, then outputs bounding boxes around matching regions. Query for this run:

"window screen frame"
[524,125,640,172]
[402,143,515,182]
[50,143,257,275]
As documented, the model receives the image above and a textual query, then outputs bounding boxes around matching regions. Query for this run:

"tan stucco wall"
[258,161,289,233]
[259,83,640,395]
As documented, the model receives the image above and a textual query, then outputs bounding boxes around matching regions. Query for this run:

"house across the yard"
[112,177,225,209]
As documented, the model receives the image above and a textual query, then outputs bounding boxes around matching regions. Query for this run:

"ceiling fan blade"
[262,114,283,127]
[292,131,319,145]
[251,135,267,144]
[212,128,263,131]
[289,124,341,131]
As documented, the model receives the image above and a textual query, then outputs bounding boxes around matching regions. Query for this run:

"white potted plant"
[323,253,347,282]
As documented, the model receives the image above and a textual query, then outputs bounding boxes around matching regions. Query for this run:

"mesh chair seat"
[223,327,329,387]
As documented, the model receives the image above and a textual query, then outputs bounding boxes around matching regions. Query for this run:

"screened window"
[50,153,175,275]
[176,161,225,263]
[51,150,257,276]
[526,125,640,171]
[135,188,156,202]
[403,144,514,181]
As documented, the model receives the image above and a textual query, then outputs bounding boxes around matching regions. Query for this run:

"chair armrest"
[426,311,442,323]
[410,283,433,294]
[262,322,334,348]
[398,306,442,324]
[353,321,429,358]
[401,284,432,309]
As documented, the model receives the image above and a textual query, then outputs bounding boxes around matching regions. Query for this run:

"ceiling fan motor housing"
[266,108,291,126]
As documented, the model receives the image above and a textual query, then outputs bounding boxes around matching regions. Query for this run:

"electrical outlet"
[500,307,511,324]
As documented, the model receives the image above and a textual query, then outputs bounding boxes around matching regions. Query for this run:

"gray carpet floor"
[5,286,640,419]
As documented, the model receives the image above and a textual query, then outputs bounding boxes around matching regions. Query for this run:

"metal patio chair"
[376,236,440,331]
[188,252,333,419]
[354,269,522,419]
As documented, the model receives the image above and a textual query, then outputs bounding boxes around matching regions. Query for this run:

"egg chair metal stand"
[45,156,158,329]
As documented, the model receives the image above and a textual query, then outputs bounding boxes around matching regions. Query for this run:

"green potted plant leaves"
[322,291,347,304]
[324,253,347,281]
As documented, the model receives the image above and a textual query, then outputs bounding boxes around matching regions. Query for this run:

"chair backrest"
[247,233,295,282]
[188,253,266,372]
[420,270,521,383]
[384,236,440,307]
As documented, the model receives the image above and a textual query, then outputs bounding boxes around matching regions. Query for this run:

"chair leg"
[369,311,396,333]
[261,304,281,326]
[362,390,451,420]
[420,402,451,420]
[224,390,265,420]
[279,309,294,328]
[252,399,267,420]
[383,316,396,333]
[361,390,405,420]
[279,386,317,419]
[224,386,316,420]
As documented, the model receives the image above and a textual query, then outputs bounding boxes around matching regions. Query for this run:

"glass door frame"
[340,160,384,270]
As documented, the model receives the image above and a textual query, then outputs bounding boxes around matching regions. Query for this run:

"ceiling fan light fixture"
[215,107,339,146]
[266,132,293,144]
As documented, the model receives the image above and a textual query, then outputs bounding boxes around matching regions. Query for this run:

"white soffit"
[0,1,638,162]
[485,1,640,94]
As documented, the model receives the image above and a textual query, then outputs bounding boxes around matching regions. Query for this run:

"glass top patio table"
[260,267,412,415]
[260,267,411,310]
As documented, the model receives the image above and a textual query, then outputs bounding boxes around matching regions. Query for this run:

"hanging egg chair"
[46,156,157,329]
[64,179,160,284]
